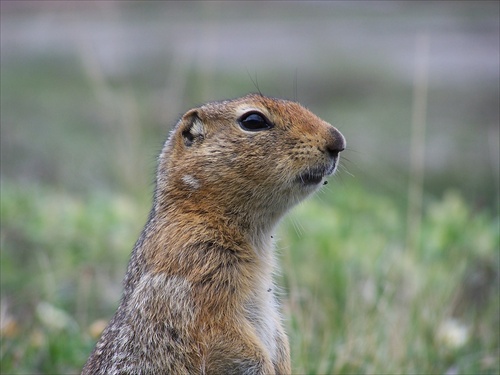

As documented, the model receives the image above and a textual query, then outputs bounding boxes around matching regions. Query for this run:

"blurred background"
[1,1,498,374]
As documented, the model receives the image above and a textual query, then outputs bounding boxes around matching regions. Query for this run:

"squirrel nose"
[326,127,346,158]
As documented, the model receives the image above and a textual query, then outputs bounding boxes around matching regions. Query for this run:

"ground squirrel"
[82,93,346,374]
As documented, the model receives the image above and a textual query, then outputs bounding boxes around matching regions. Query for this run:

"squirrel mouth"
[296,163,336,186]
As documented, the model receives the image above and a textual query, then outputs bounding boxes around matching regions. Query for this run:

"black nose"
[326,128,346,158]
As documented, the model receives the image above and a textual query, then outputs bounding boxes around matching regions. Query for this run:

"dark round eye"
[238,112,273,132]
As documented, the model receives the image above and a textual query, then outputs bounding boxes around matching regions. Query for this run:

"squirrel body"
[82,94,345,374]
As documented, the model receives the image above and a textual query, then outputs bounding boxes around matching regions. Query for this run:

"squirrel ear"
[179,110,205,147]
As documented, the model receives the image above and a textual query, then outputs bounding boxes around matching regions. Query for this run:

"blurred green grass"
[1,181,498,374]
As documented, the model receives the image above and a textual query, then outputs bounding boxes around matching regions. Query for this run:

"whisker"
[339,165,355,178]
[344,147,363,155]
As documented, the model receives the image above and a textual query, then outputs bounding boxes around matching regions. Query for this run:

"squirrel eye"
[238,112,273,132]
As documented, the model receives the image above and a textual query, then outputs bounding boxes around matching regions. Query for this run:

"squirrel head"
[155,94,345,234]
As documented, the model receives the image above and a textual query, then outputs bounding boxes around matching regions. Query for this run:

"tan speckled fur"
[82,94,345,375]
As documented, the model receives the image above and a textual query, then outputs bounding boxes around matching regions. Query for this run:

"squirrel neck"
[123,188,279,293]
[122,194,277,313]
[153,183,283,256]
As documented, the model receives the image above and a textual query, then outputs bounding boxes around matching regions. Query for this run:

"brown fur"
[82,94,346,374]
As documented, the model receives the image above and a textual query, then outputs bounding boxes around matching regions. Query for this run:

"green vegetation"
[1,181,498,374]
[281,187,499,374]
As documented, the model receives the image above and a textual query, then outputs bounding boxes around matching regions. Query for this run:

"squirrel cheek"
[181,175,201,190]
